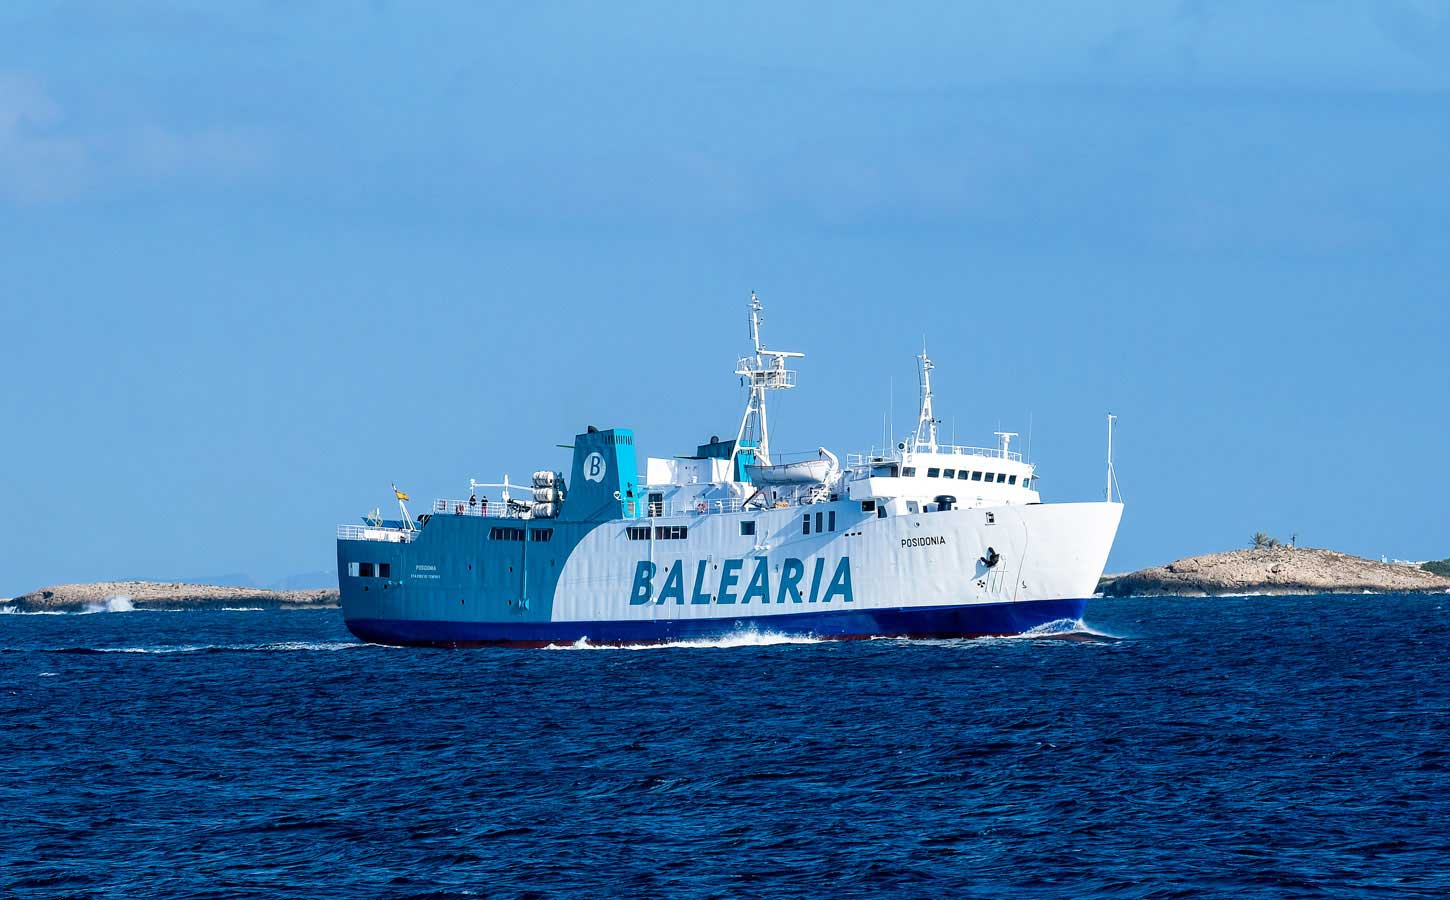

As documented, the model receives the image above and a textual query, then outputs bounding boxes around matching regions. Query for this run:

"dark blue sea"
[3,594,1448,899]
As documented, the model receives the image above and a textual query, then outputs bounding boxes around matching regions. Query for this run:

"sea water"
[2,594,1447,898]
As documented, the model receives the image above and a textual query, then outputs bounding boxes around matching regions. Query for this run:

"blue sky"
[3,2,1449,595]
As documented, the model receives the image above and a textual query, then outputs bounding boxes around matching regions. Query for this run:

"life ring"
[696,502,708,514]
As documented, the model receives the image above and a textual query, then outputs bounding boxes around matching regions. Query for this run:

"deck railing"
[647,497,749,518]
[847,444,1022,469]
[336,524,421,543]
[432,498,531,518]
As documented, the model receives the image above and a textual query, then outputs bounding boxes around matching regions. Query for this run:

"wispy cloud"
[0,71,276,206]
[0,73,89,203]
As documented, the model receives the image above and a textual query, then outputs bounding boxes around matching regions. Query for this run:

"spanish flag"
[394,486,410,501]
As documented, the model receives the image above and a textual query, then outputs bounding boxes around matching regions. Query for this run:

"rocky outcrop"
[4,581,339,613]
[1100,548,1450,597]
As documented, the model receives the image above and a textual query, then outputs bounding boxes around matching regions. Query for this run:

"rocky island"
[1100,547,1450,597]
[4,581,339,613]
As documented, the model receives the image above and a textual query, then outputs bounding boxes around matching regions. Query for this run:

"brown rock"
[1101,548,1450,597]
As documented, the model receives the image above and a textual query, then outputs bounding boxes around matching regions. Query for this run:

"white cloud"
[0,73,90,203]
[0,71,277,206]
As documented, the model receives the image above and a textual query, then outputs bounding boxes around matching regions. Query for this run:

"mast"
[392,484,415,532]
[1106,413,1117,502]
[729,292,802,472]
[912,349,939,453]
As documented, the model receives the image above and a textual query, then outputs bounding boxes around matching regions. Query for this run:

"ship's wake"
[866,618,1124,645]
[548,619,1123,650]
[982,618,1123,643]
[552,631,829,651]
[1015,617,1120,639]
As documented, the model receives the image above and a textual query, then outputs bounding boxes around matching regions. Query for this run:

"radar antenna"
[912,348,940,453]
[729,291,802,471]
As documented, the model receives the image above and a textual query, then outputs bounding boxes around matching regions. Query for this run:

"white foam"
[552,630,827,651]
[79,595,136,614]
[66,640,366,654]
[252,641,365,652]
[864,618,1124,645]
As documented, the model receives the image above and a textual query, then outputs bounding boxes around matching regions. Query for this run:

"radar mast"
[912,349,940,454]
[729,292,802,471]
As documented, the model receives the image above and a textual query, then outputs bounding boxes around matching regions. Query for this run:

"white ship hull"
[341,500,1121,646]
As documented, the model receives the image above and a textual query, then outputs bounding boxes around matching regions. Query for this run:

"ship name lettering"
[901,536,946,549]
[630,557,853,606]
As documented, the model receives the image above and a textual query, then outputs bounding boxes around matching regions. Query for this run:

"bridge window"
[359,562,375,577]
[626,526,651,540]
[876,505,887,519]
[489,527,525,541]
[655,525,688,540]
[861,500,875,512]
[971,471,983,481]
[996,473,1007,483]
[927,467,940,478]
[802,515,811,535]
[902,467,917,477]
[740,520,756,536]
[871,464,899,478]
[815,511,824,533]
[957,470,971,480]
[1008,475,1017,485]
[347,562,360,577]
[943,469,955,479]
[530,529,554,542]
[378,563,391,578]
[828,510,836,532]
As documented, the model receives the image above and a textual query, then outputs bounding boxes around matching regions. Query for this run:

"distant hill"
[129,573,258,588]
[269,570,338,591]
[1100,548,1450,597]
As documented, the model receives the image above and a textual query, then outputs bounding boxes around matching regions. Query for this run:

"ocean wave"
[82,595,135,614]
[33,641,368,655]
[864,618,1125,645]
[1017,617,1120,639]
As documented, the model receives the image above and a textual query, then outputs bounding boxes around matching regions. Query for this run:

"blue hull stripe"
[345,598,1089,648]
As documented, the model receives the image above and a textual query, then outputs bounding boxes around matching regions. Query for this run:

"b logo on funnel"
[584,452,607,483]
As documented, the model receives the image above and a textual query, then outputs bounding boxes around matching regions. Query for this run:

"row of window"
[802,510,838,535]
[627,515,851,540]
[348,562,392,578]
[873,463,1025,486]
[489,527,554,542]
[627,525,690,541]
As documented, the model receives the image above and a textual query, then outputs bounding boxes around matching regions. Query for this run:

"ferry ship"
[337,294,1123,647]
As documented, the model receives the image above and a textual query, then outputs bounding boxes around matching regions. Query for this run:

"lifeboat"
[744,447,838,485]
